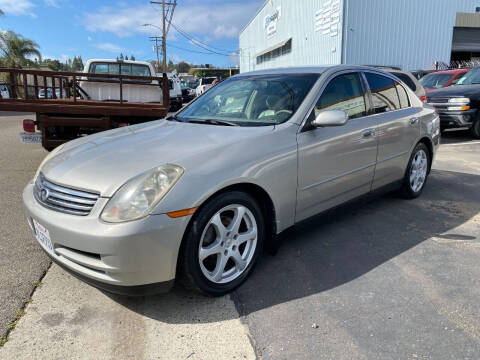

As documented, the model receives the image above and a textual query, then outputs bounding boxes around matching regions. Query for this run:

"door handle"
[409,117,419,125]
[362,128,375,138]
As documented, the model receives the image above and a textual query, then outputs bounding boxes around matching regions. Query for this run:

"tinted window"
[392,72,417,91]
[396,82,410,108]
[314,73,367,120]
[202,78,215,85]
[365,73,400,114]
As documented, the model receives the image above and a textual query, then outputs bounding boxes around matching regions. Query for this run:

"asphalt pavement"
[0,113,479,359]
[0,113,50,340]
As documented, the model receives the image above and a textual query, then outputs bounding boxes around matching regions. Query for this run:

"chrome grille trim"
[34,173,100,216]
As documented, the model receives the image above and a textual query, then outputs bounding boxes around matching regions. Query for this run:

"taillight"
[202,85,206,91]
[23,119,35,133]
[118,122,129,127]
[420,96,427,102]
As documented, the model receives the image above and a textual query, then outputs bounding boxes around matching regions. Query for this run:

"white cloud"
[94,42,124,53]
[0,0,35,17]
[43,0,58,7]
[83,2,259,40]
[87,36,92,41]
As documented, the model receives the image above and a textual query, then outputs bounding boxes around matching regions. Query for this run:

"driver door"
[296,72,379,222]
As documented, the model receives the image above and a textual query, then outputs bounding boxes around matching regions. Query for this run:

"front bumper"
[437,109,477,129]
[23,182,190,295]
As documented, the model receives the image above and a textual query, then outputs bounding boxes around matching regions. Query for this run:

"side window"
[365,73,400,114]
[314,73,367,120]
[394,73,417,92]
[395,82,410,108]
[450,73,464,85]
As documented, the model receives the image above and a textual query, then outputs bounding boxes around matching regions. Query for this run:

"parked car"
[167,72,183,111]
[38,88,67,99]
[181,83,196,103]
[0,83,10,99]
[23,65,439,296]
[80,59,162,103]
[427,66,480,138]
[195,77,216,96]
[411,70,436,80]
[420,69,469,92]
[383,68,427,101]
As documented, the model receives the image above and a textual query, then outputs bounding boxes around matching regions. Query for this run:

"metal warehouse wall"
[344,0,480,70]
[239,0,344,72]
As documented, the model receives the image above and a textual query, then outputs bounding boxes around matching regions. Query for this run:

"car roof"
[237,65,388,77]
[84,59,152,66]
[429,69,469,75]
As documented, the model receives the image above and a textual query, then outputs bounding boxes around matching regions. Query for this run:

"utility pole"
[150,1,177,73]
[149,36,162,73]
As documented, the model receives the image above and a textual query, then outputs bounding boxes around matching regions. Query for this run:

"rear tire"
[471,116,480,139]
[399,143,431,199]
[179,191,264,296]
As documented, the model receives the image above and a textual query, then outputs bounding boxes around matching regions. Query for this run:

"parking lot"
[1,112,479,359]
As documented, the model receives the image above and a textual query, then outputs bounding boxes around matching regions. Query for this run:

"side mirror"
[313,110,348,127]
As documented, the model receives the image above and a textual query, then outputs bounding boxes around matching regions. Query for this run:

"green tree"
[176,61,190,73]
[167,59,175,72]
[0,30,41,67]
[71,56,84,71]
[119,53,124,60]
[130,55,136,61]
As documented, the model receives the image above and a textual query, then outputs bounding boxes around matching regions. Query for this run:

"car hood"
[41,120,274,197]
[427,84,480,99]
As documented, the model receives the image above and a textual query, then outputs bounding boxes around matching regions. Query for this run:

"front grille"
[34,173,99,216]
[428,97,449,104]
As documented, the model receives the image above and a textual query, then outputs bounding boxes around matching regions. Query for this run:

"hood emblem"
[40,188,50,202]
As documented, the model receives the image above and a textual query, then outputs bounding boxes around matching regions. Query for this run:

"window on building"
[314,73,367,120]
[256,39,292,65]
[365,73,400,114]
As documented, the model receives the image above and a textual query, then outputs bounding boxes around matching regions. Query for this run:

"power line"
[167,43,231,56]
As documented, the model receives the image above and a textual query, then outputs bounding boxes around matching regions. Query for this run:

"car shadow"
[441,128,476,144]
[105,169,480,324]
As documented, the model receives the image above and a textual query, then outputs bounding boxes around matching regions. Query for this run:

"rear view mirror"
[313,110,348,127]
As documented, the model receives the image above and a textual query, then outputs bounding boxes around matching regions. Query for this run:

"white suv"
[195,77,216,97]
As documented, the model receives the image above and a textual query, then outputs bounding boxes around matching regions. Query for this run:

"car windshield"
[177,73,319,126]
[457,68,480,85]
[419,73,453,88]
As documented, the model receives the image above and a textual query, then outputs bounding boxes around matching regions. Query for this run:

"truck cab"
[80,59,161,103]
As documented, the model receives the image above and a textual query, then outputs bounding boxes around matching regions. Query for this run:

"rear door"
[363,71,421,189]
[296,71,378,222]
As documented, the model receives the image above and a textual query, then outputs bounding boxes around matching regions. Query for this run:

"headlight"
[100,164,184,223]
[33,144,65,183]
[448,97,470,104]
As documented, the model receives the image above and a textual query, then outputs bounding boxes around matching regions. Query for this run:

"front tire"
[179,191,264,296]
[399,142,430,199]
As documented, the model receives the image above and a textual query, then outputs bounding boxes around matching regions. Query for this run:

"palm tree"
[0,30,41,68]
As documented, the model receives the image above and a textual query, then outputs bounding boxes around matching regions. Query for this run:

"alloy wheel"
[409,149,428,192]
[198,204,258,284]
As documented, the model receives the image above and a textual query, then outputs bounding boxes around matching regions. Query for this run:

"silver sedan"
[23,65,440,296]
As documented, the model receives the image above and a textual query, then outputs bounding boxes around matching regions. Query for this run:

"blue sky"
[0,0,264,66]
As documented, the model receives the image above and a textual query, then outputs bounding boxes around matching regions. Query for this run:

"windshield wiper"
[166,115,183,122]
[188,119,240,126]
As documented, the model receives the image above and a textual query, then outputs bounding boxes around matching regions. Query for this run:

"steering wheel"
[276,110,293,116]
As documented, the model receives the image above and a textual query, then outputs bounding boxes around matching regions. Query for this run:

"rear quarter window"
[393,72,417,92]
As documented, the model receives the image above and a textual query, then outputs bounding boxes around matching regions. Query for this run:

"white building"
[239,0,480,72]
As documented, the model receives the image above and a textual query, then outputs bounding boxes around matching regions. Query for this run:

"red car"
[419,69,469,92]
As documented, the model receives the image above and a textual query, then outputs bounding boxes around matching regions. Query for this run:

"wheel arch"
[178,182,278,267]
[417,136,434,173]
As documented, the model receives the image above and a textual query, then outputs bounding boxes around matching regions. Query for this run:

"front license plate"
[33,219,54,253]
[20,132,42,143]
